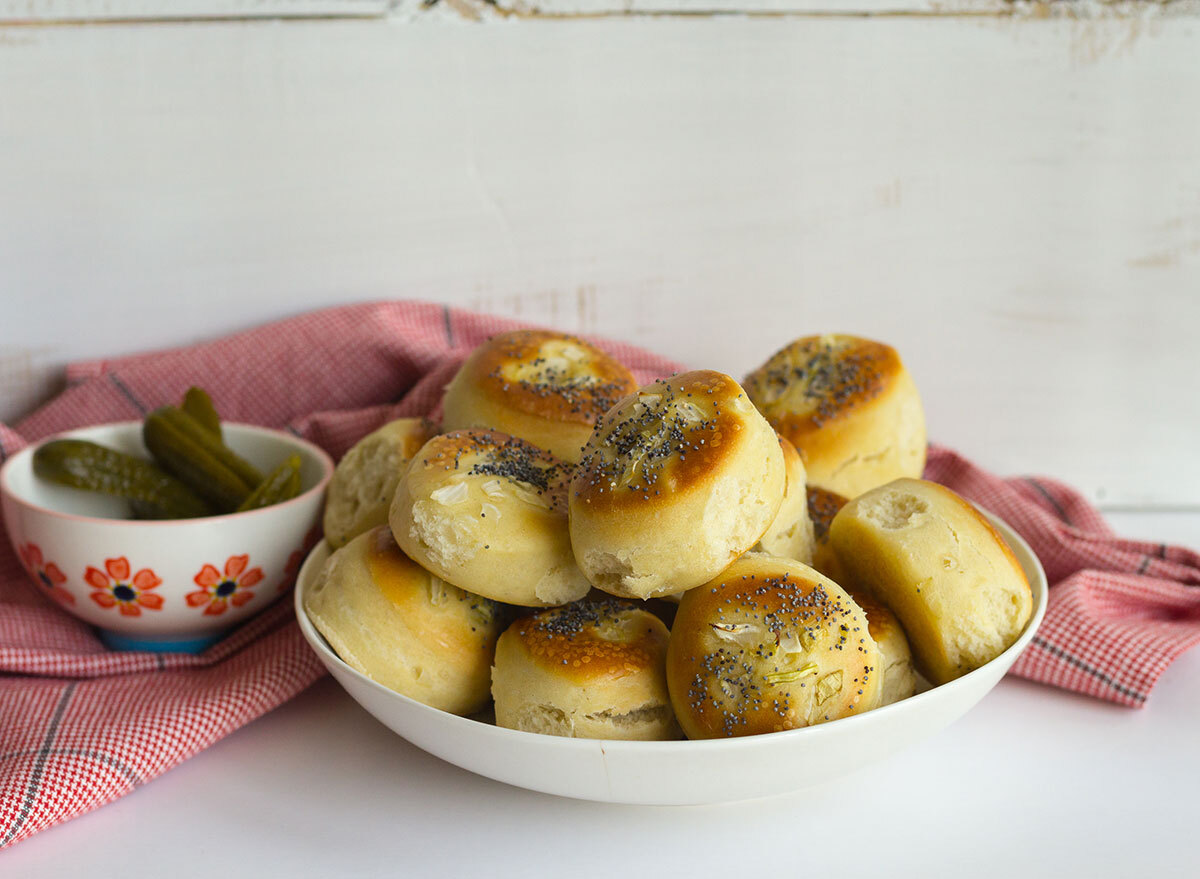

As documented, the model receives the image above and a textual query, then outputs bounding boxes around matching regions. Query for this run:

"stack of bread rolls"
[305,328,1033,742]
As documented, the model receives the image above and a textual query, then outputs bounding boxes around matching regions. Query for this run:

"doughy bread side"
[304,526,503,715]
[323,418,435,549]
[570,370,786,598]
[829,478,1032,685]
[754,435,816,564]
[391,429,590,607]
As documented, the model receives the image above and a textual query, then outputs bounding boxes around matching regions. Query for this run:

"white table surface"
[4,512,1197,877]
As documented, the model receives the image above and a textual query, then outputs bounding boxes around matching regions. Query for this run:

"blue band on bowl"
[97,628,225,655]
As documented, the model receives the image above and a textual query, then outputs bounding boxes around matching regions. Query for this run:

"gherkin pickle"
[33,439,210,519]
[237,454,303,512]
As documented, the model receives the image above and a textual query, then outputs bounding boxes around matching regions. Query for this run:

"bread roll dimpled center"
[441,330,638,463]
[489,335,633,421]
[748,334,892,417]
[743,334,926,498]
[569,370,786,599]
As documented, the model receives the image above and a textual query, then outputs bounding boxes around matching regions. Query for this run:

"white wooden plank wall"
[0,11,1197,509]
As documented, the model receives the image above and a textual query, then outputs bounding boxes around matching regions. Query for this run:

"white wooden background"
[1,8,1198,511]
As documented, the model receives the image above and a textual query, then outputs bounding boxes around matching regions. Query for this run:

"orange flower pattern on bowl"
[187,554,264,616]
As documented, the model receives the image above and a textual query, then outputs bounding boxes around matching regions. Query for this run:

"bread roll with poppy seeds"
[492,599,679,740]
[847,589,916,706]
[442,330,637,464]
[829,478,1033,685]
[666,555,881,739]
[323,418,435,549]
[569,370,785,600]
[304,526,503,715]
[753,435,816,564]
[390,429,590,607]
[743,334,925,498]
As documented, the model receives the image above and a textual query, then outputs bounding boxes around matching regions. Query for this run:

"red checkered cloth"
[0,301,1197,848]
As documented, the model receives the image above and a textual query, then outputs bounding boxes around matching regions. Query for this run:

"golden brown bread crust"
[845,588,917,705]
[808,486,850,582]
[492,600,680,740]
[844,589,894,645]
[571,370,758,512]
[808,485,849,545]
[505,600,667,685]
[666,555,881,739]
[568,370,786,599]
[744,335,926,498]
[747,336,901,434]
[442,330,637,462]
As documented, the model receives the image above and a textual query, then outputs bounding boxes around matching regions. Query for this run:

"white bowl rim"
[1,420,335,527]
[295,509,1048,754]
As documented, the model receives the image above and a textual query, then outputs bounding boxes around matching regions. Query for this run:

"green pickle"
[237,454,303,512]
[181,387,222,439]
[143,407,262,512]
[34,388,304,520]
[152,406,262,488]
[33,439,210,519]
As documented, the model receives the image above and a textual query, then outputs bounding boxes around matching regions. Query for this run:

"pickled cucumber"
[150,406,262,489]
[143,408,258,512]
[237,454,303,512]
[33,439,211,519]
[181,387,221,439]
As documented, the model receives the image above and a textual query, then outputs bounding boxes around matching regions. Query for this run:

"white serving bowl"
[2,421,334,653]
[295,511,1047,805]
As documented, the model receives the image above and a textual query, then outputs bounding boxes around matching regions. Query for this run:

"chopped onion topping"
[709,622,764,647]
[675,401,706,423]
[764,663,819,685]
[816,670,844,704]
[513,486,551,509]
[430,482,470,506]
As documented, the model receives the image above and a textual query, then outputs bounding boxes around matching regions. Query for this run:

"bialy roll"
[847,590,916,706]
[753,435,816,564]
[442,330,637,464]
[807,485,850,584]
[829,478,1033,685]
[304,526,503,715]
[667,555,881,739]
[323,418,435,549]
[390,429,590,607]
[569,370,786,599]
[491,600,680,740]
[743,334,926,498]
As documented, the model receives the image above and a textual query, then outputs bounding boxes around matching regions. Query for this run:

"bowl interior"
[3,421,332,521]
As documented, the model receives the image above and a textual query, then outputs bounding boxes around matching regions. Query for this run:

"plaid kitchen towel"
[1,300,1197,848]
